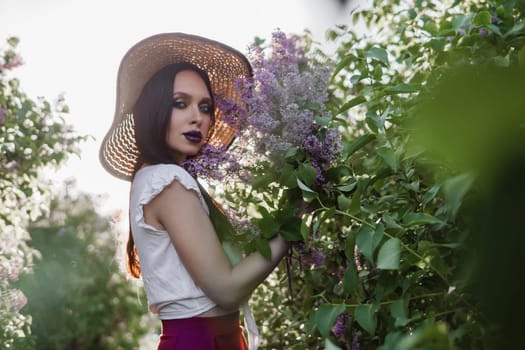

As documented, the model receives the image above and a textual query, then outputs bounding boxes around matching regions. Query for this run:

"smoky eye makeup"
[172,98,186,108]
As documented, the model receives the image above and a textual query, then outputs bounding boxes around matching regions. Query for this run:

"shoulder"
[135,163,197,188]
[132,164,208,213]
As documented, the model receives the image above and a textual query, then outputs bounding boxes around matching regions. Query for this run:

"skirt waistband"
[161,311,241,336]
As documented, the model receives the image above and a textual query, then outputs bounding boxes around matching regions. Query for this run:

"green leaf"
[279,164,298,188]
[344,234,356,261]
[385,83,418,95]
[258,216,280,238]
[487,24,503,36]
[376,146,399,172]
[305,102,321,111]
[256,239,271,260]
[297,178,317,202]
[422,184,441,205]
[298,163,317,186]
[394,322,449,348]
[252,172,274,189]
[343,261,358,295]
[382,214,403,230]
[356,224,383,263]
[315,304,346,337]
[331,54,354,80]
[350,74,361,84]
[315,115,332,126]
[319,206,336,224]
[324,338,342,350]
[301,214,313,242]
[349,181,362,214]
[304,311,317,335]
[390,299,409,327]
[336,179,357,192]
[452,13,473,32]
[403,212,443,226]
[280,217,303,241]
[377,238,400,270]
[337,194,352,211]
[366,111,384,131]
[338,95,367,114]
[346,133,376,157]
[442,172,476,218]
[284,147,298,159]
[473,10,491,26]
[504,20,525,38]
[355,304,377,335]
[297,178,315,193]
[365,47,389,66]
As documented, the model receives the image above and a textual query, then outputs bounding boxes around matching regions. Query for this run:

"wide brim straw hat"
[99,32,253,181]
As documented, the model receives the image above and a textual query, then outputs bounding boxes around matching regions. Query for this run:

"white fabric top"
[130,163,217,319]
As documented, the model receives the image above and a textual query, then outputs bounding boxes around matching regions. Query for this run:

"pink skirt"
[158,311,248,350]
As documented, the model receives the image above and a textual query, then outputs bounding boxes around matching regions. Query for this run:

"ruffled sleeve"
[131,164,209,231]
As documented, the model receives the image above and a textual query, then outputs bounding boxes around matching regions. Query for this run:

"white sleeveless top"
[129,163,217,319]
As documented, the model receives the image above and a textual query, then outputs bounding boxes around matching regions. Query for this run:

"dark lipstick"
[183,131,203,143]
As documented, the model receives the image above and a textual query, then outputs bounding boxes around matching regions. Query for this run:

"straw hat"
[99,32,252,181]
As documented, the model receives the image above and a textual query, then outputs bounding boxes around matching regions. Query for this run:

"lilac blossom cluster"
[332,311,348,340]
[235,30,341,179]
[332,312,361,350]
[185,30,341,185]
[181,144,240,180]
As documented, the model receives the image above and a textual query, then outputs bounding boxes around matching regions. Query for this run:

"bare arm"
[143,180,289,310]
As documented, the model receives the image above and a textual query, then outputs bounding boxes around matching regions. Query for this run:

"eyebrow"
[172,92,212,102]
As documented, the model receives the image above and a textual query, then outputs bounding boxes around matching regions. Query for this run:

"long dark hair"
[126,62,215,278]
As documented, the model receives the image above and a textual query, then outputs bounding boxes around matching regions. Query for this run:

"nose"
[190,105,204,125]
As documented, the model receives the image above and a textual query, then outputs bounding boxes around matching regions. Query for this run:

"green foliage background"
[0,36,86,348]
[15,183,151,349]
[234,0,525,349]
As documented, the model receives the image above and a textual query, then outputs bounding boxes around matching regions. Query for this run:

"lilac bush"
[0,37,85,348]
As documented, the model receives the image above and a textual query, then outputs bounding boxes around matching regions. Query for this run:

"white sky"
[1,0,357,214]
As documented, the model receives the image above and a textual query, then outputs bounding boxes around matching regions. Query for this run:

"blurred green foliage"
[15,182,151,349]
[0,36,86,348]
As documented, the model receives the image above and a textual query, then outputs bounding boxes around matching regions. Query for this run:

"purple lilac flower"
[0,106,4,125]
[321,128,343,165]
[351,328,360,349]
[332,311,349,341]
[216,29,341,184]
[309,159,325,185]
[243,31,331,154]
[181,144,240,180]
[215,93,249,132]
[280,106,314,146]
[491,15,502,24]
[310,248,326,267]
[302,134,322,159]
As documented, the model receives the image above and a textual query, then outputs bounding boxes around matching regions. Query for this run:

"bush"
[15,182,152,349]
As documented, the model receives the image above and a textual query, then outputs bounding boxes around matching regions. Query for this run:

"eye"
[199,103,213,115]
[173,99,186,109]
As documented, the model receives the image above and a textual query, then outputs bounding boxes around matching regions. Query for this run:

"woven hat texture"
[99,32,252,181]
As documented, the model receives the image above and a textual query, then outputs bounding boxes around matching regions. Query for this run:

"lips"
[183,130,203,143]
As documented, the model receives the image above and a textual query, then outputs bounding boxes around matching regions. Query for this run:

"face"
[166,69,213,163]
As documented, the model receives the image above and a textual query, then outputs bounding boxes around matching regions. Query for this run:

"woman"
[99,33,289,349]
